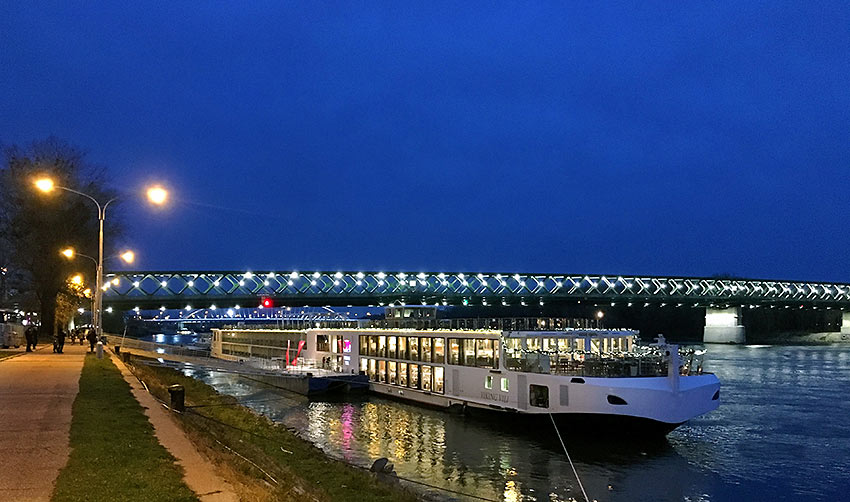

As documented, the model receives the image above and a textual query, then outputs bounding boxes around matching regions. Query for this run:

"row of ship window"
[358,335,500,369]
[360,358,445,393]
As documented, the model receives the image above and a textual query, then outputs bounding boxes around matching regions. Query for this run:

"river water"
[184,344,850,501]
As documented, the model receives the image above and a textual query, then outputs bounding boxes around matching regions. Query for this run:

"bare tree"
[0,138,122,338]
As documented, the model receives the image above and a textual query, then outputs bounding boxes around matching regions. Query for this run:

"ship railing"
[104,335,212,359]
[504,346,705,378]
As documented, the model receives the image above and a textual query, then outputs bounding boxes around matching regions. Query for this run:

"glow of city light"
[146,186,168,205]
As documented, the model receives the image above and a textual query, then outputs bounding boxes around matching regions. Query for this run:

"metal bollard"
[96,341,103,359]
[168,384,185,412]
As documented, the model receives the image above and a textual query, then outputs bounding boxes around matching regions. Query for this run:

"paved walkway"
[0,343,86,502]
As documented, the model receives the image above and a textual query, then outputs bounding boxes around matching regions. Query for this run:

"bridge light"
[596,311,604,319]
[238,280,245,286]
[134,306,140,312]
[105,307,113,313]
[290,271,299,279]
[356,280,363,286]
[262,298,273,308]
[312,272,321,278]
[234,304,240,309]
[244,271,253,278]
[377,272,386,279]
[210,305,217,310]
[213,280,220,287]
[334,280,340,286]
[159,306,166,312]
[267,272,275,278]
[311,280,317,286]
[287,280,294,286]
[356,272,364,279]
[185,305,192,310]
[187,280,194,287]
[458,273,465,279]
[335,272,343,279]
[227,309,234,317]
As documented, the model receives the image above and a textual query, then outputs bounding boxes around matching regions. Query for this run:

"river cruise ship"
[212,323,720,434]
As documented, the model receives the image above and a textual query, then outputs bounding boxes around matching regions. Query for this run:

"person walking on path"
[86,329,97,353]
[56,328,66,354]
[24,325,35,352]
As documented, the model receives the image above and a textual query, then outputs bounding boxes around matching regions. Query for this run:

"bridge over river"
[102,270,850,343]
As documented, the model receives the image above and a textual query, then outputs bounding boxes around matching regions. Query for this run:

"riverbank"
[126,357,420,502]
[747,331,850,345]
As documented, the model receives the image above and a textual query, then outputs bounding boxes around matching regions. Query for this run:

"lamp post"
[36,178,166,338]
[60,247,134,333]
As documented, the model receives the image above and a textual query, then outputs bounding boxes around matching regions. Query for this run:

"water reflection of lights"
[340,404,354,458]
[503,480,521,502]
[155,348,165,354]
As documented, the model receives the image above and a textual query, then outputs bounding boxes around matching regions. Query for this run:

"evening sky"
[1,2,848,281]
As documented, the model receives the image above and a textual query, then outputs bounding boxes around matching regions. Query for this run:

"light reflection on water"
[190,344,850,501]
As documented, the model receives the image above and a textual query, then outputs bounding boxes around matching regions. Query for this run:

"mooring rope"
[549,413,590,502]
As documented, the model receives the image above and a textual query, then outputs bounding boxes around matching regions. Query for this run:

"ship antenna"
[549,413,590,502]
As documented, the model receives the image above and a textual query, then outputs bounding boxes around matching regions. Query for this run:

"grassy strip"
[52,354,198,502]
[130,359,419,502]
[0,351,20,360]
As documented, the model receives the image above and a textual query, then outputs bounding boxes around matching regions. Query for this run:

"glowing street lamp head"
[70,274,83,286]
[34,178,55,192]
[146,186,168,205]
[61,248,75,259]
[120,250,135,264]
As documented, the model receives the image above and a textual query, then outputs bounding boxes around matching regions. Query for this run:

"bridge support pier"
[842,312,850,335]
[703,307,745,344]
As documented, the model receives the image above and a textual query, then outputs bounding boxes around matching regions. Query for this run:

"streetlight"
[61,246,135,332]
[37,176,167,338]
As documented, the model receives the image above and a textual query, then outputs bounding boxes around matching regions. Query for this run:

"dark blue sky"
[2,2,848,281]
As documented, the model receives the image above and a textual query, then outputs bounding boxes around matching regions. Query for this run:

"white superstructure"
[212,325,720,433]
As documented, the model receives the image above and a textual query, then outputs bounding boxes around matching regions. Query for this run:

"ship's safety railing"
[104,335,212,359]
[504,346,705,378]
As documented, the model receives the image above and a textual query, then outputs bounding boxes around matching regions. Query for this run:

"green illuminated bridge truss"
[102,271,850,310]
